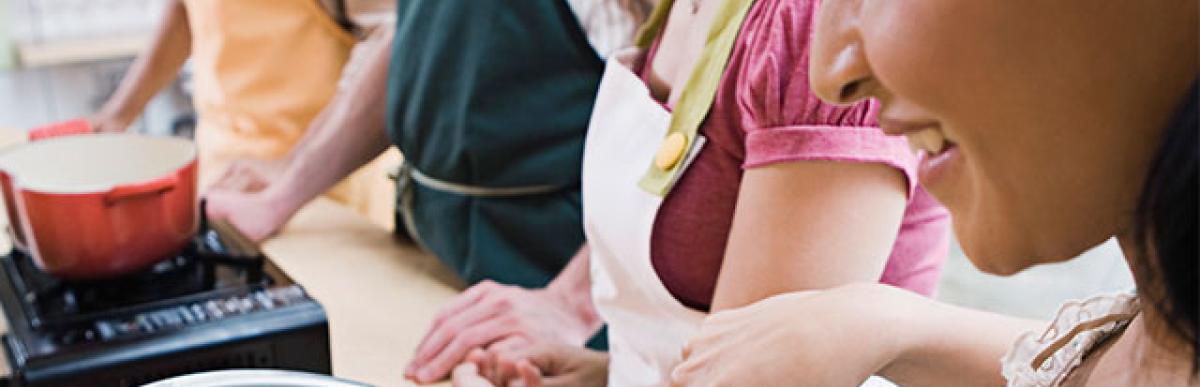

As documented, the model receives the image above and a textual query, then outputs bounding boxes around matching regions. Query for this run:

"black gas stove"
[0,214,331,386]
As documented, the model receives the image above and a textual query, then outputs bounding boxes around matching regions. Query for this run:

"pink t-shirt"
[646,0,950,311]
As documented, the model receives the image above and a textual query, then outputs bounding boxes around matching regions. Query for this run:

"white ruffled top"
[1001,292,1140,387]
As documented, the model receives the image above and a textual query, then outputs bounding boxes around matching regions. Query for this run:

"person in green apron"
[401,2,657,382]
[386,0,599,288]
[203,2,650,383]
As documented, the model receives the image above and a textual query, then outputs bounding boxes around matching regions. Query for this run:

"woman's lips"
[876,116,960,191]
[878,117,941,137]
[918,142,960,190]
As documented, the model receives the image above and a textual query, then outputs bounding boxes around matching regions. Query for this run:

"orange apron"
[184,0,397,228]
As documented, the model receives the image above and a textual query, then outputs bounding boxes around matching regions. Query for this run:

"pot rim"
[0,133,196,194]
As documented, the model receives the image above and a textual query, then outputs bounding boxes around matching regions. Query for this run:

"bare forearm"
[882,299,1046,386]
[98,0,191,125]
[265,36,392,215]
[283,29,395,163]
[282,102,335,165]
[547,245,603,335]
[673,283,1044,386]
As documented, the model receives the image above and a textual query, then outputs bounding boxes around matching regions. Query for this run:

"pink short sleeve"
[732,0,918,195]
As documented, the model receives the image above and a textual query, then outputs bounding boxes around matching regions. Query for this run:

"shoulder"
[730,0,875,130]
[1001,292,1140,387]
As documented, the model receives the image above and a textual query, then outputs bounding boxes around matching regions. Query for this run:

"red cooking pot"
[0,131,198,280]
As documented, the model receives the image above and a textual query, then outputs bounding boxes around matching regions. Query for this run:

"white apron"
[583,49,706,386]
[582,1,898,386]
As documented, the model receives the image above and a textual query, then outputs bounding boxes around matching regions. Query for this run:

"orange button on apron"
[654,132,688,170]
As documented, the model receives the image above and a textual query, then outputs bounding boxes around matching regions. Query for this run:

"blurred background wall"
[1,1,13,70]
[0,0,189,134]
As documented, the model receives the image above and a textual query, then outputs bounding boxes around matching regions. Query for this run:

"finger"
[507,344,565,375]
[408,283,502,373]
[469,348,501,385]
[669,363,693,387]
[415,321,499,382]
[485,348,511,386]
[206,167,241,192]
[540,374,580,387]
[671,338,727,387]
[228,167,262,193]
[671,349,708,387]
[486,336,531,358]
[242,177,268,193]
[437,281,504,327]
[228,164,271,193]
[422,281,501,344]
[416,318,516,383]
[487,336,531,383]
[515,359,543,387]
[415,307,504,374]
[451,362,494,387]
[493,350,521,387]
[222,169,250,192]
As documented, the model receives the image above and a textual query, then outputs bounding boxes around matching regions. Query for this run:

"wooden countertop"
[0,198,464,386]
[263,198,463,386]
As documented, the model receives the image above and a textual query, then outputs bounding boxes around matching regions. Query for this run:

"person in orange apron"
[86,0,397,226]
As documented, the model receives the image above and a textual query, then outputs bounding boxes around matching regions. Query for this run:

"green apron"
[385,1,600,291]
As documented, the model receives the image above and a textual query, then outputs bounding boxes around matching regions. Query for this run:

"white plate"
[145,369,371,387]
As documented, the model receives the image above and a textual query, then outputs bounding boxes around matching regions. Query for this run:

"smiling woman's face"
[809,0,1197,274]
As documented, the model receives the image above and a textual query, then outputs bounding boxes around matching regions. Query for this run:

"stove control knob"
[191,304,209,321]
[154,310,184,328]
[266,286,308,306]
[223,298,241,314]
[96,321,118,341]
[149,313,168,329]
[206,301,225,319]
[136,315,155,333]
[238,297,254,313]
[254,291,276,309]
[178,306,197,325]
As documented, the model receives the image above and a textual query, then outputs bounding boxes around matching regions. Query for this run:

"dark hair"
[1132,82,1198,369]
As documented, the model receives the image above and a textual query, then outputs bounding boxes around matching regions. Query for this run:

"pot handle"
[28,119,94,141]
[105,175,178,206]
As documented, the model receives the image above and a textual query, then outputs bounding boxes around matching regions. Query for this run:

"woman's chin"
[966,255,1027,276]
[956,227,1038,276]
[959,230,1106,276]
